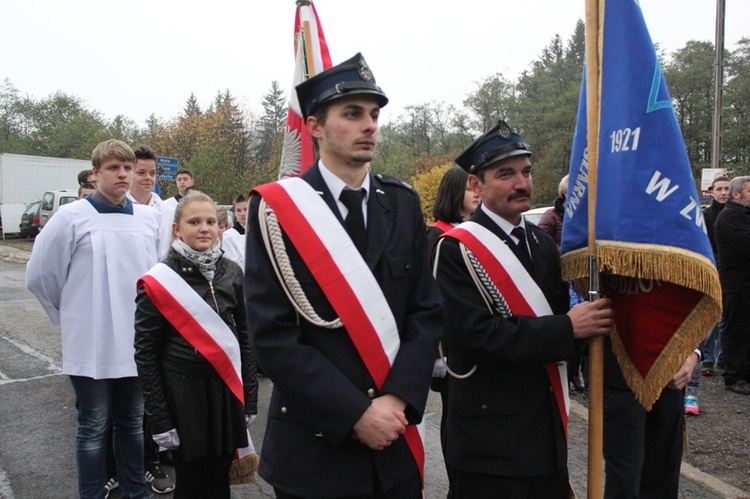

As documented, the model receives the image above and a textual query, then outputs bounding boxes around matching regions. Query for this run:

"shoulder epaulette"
[374,173,416,192]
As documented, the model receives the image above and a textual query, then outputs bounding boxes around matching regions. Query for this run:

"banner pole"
[585,0,603,497]
[298,2,317,79]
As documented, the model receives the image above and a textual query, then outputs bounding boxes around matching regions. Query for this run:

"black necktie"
[511,227,534,274]
[339,189,367,256]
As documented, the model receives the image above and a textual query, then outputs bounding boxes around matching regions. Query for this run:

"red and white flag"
[278,0,332,179]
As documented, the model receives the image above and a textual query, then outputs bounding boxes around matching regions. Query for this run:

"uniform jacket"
[433,207,574,477]
[715,201,750,293]
[134,250,258,434]
[702,198,725,258]
[244,163,443,497]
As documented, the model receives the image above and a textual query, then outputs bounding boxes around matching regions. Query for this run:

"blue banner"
[562,1,713,261]
[560,0,721,409]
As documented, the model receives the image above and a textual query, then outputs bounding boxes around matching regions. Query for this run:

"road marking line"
[0,335,62,373]
[0,466,16,499]
[0,372,63,386]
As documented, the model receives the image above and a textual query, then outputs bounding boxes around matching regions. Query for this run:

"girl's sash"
[138,263,244,405]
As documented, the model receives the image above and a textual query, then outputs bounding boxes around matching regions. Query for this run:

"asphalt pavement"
[0,240,748,498]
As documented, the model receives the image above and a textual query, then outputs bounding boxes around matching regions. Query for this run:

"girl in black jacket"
[135,193,258,499]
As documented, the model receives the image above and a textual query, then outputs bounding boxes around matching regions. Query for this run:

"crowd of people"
[24,51,730,499]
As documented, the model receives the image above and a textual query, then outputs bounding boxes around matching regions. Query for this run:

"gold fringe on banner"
[229,452,259,485]
[595,241,722,303]
[561,241,722,409]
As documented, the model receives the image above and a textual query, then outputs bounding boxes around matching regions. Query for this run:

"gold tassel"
[228,452,259,485]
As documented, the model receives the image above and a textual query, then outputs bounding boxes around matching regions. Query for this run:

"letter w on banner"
[561,0,721,409]
[278,0,332,179]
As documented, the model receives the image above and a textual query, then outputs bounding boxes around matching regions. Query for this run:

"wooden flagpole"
[298,0,317,79]
[585,0,603,497]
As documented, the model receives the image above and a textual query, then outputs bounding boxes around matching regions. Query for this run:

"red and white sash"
[431,220,454,233]
[138,263,245,405]
[254,178,426,482]
[444,221,570,437]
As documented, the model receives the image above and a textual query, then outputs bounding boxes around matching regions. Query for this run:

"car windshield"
[24,202,41,215]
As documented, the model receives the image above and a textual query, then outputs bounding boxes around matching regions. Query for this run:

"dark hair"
[710,176,730,190]
[308,107,329,156]
[183,185,201,195]
[78,183,95,197]
[77,169,93,185]
[433,166,470,224]
[133,145,157,162]
[176,168,194,179]
[233,193,248,205]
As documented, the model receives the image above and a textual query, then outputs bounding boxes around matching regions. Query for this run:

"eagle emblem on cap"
[497,121,513,140]
[358,56,374,82]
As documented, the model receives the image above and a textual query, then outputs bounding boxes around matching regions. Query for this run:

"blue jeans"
[69,376,149,499]
[702,318,725,366]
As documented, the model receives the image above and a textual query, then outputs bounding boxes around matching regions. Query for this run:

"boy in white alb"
[26,139,160,499]
[127,145,162,208]
[221,193,248,269]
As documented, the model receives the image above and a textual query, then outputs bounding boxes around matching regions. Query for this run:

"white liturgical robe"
[26,199,160,379]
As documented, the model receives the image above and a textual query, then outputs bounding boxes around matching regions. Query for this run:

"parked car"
[523,206,553,226]
[39,189,78,229]
[19,200,42,237]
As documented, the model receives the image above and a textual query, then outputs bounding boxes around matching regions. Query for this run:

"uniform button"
[367,388,376,399]
[281,407,288,414]
[481,404,487,410]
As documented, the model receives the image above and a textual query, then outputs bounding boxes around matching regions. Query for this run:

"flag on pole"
[278,0,332,179]
[561,0,722,409]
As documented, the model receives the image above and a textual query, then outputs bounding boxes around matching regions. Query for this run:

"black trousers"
[603,384,683,499]
[721,291,750,384]
[173,452,233,499]
[450,468,569,499]
[274,470,422,499]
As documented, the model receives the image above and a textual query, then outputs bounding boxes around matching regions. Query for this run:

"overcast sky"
[2,0,747,126]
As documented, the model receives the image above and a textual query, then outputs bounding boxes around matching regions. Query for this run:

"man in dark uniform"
[244,53,442,498]
[432,121,613,498]
[700,175,729,375]
[715,175,750,395]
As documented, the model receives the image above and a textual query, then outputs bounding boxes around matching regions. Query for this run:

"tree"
[463,73,516,134]
[251,81,287,177]
[663,40,715,173]
[512,23,584,204]
[183,93,202,117]
[724,37,750,172]
[411,162,453,225]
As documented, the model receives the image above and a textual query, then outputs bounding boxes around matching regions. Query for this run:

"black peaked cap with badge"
[455,120,532,174]
[295,52,389,120]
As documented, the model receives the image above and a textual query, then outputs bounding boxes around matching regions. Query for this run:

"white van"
[39,189,78,228]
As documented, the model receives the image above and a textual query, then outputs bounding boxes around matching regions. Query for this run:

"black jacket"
[134,250,258,434]
[702,199,725,258]
[245,164,443,497]
[715,201,750,293]
[433,208,573,477]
